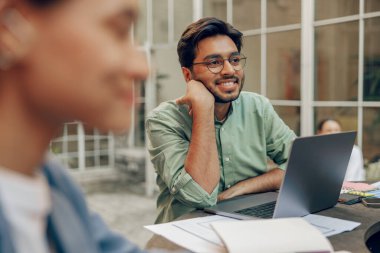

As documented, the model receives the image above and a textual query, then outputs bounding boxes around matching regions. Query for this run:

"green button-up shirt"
[146,92,296,223]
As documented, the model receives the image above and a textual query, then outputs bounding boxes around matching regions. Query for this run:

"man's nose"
[220,59,235,75]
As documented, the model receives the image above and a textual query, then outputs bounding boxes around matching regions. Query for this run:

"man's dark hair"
[177,17,243,68]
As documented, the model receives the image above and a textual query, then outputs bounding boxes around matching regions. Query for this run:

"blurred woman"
[0,0,150,252]
[317,119,365,181]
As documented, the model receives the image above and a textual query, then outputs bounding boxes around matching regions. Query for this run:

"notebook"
[204,131,357,220]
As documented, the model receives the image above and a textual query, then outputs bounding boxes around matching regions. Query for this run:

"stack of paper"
[146,215,359,253]
[211,217,334,253]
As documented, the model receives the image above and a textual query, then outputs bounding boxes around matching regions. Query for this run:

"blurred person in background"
[0,0,152,252]
[317,118,365,181]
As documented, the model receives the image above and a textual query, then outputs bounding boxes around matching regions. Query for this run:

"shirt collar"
[214,94,241,124]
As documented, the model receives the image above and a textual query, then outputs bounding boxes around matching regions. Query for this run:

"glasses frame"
[192,53,247,74]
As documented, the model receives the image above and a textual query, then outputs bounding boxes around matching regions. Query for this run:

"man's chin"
[214,91,241,103]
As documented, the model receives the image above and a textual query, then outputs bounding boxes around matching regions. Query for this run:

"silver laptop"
[204,131,357,220]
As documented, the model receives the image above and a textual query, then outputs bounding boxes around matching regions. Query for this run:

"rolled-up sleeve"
[146,108,218,208]
[263,99,297,170]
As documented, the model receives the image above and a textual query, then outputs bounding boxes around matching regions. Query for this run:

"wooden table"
[146,202,380,252]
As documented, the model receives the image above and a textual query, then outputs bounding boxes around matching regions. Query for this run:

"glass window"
[100,138,109,149]
[267,30,301,100]
[85,140,94,151]
[174,0,193,41]
[68,140,78,153]
[153,48,185,103]
[314,107,357,134]
[134,82,146,147]
[364,17,380,102]
[315,0,359,20]
[273,106,300,136]
[203,0,227,22]
[233,0,260,31]
[85,156,95,168]
[315,21,359,101]
[100,155,109,166]
[242,35,260,93]
[134,0,147,44]
[267,0,301,27]
[365,0,380,13]
[363,107,380,162]
[152,0,168,44]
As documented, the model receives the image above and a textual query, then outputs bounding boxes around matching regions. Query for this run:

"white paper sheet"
[303,214,361,237]
[211,218,334,253]
[145,214,360,253]
[172,215,237,246]
[145,215,233,253]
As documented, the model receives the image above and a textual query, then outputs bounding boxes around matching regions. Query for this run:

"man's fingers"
[175,96,186,105]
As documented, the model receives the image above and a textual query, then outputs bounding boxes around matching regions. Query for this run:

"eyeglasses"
[192,54,247,74]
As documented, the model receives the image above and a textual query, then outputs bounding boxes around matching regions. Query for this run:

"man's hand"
[176,79,219,194]
[218,168,285,201]
[176,80,214,116]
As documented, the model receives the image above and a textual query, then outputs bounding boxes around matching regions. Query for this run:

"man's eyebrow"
[203,54,222,60]
[203,52,240,60]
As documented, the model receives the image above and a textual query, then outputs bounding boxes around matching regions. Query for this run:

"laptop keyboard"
[235,201,276,219]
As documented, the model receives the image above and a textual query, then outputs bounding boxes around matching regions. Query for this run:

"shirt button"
[225,157,230,162]
[221,128,224,131]
[227,184,231,188]
[171,187,176,193]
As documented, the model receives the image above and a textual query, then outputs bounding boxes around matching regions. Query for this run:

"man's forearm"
[184,104,220,194]
[218,168,284,201]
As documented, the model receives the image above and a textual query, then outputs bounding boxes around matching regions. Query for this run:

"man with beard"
[146,17,296,224]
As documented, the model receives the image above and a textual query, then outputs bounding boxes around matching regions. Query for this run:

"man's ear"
[181,67,193,83]
[0,7,35,70]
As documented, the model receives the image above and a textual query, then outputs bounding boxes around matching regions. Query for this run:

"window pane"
[365,0,380,13]
[86,156,95,168]
[68,140,78,152]
[134,82,146,147]
[233,0,260,31]
[134,0,147,44]
[85,140,94,151]
[315,0,359,20]
[364,17,380,101]
[174,0,193,41]
[153,0,168,44]
[314,107,357,134]
[100,139,109,149]
[100,155,109,166]
[242,35,260,93]
[315,22,359,101]
[203,0,227,22]
[153,48,185,103]
[267,0,301,27]
[267,30,301,100]
[273,106,300,136]
[363,108,380,162]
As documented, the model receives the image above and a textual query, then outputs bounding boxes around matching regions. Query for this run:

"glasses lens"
[205,54,247,73]
[231,55,246,71]
[207,58,224,73]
